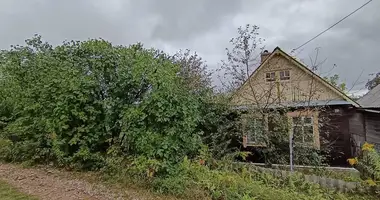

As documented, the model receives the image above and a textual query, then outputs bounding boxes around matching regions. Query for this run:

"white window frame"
[280,70,290,80]
[265,72,276,82]
[244,117,267,146]
[292,116,314,144]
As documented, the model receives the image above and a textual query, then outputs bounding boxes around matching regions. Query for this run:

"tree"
[219,24,265,92]
[323,74,347,92]
[172,49,212,94]
[366,72,380,90]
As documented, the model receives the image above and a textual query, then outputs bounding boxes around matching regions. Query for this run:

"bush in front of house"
[0,35,205,169]
[347,142,380,195]
[101,147,376,200]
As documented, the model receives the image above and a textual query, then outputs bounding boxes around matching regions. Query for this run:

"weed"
[0,180,38,200]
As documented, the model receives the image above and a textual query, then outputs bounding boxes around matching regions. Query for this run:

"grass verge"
[0,180,37,200]
[99,156,379,200]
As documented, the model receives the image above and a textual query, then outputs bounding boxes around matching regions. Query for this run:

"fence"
[233,162,363,192]
[251,165,359,192]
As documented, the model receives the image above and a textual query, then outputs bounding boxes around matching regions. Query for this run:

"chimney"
[261,50,270,63]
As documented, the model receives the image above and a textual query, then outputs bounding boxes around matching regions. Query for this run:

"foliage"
[171,48,240,159]
[197,95,242,159]
[172,49,212,94]
[323,74,347,92]
[349,143,380,184]
[0,35,239,171]
[120,74,202,163]
[0,35,202,168]
[171,49,241,160]
[347,142,380,196]
[101,149,376,200]
[219,24,264,92]
[366,72,380,90]
[0,98,13,133]
[0,138,13,161]
[165,48,239,160]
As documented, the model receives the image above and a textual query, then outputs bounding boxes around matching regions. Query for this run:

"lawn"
[0,180,37,200]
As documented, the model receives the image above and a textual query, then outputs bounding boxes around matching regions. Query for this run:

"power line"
[292,0,373,52]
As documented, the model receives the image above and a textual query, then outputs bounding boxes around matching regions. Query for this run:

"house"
[230,47,361,165]
[355,84,380,151]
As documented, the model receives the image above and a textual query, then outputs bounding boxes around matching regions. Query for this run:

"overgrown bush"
[197,95,242,159]
[0,35,203,168]
[111,150,374,200]
[0,138,12,161]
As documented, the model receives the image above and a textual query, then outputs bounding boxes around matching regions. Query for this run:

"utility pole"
[289,132,294,172]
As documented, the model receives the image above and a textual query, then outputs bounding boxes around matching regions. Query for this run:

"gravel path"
[0,163,125,200]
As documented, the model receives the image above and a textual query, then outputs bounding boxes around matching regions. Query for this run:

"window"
[265,72,275,82]
[280,70,290,80]
[245,117,266,145]
[292,116,314,143]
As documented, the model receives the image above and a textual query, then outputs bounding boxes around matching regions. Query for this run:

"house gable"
[231,47,359,107]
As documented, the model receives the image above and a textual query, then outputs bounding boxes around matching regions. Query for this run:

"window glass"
[246,117,265,144]
[280,71,284,77]
[265,72,275,82]
[293,126,303,142]
[280,70,290,80]
[304,126,314,142]
[293,117,302,125]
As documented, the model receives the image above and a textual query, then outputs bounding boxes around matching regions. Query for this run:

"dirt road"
[0,163,126,200]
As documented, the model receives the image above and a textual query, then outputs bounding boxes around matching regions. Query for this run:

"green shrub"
[348,142,380,195]
[0,138,12,161]
[357,143,380,182]
[148,157,361,200]
[0,35,203,169]
[123,150,370,200]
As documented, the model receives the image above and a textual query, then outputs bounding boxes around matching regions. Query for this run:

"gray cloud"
[273,0,380,92]
[0,0,157,46]
[150,0,242,42]
[0,0,378,92]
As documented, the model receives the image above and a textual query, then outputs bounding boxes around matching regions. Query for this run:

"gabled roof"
[232,47,360,107]
[358,84,380,108]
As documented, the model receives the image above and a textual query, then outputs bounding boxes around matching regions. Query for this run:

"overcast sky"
[0,0,378,95]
